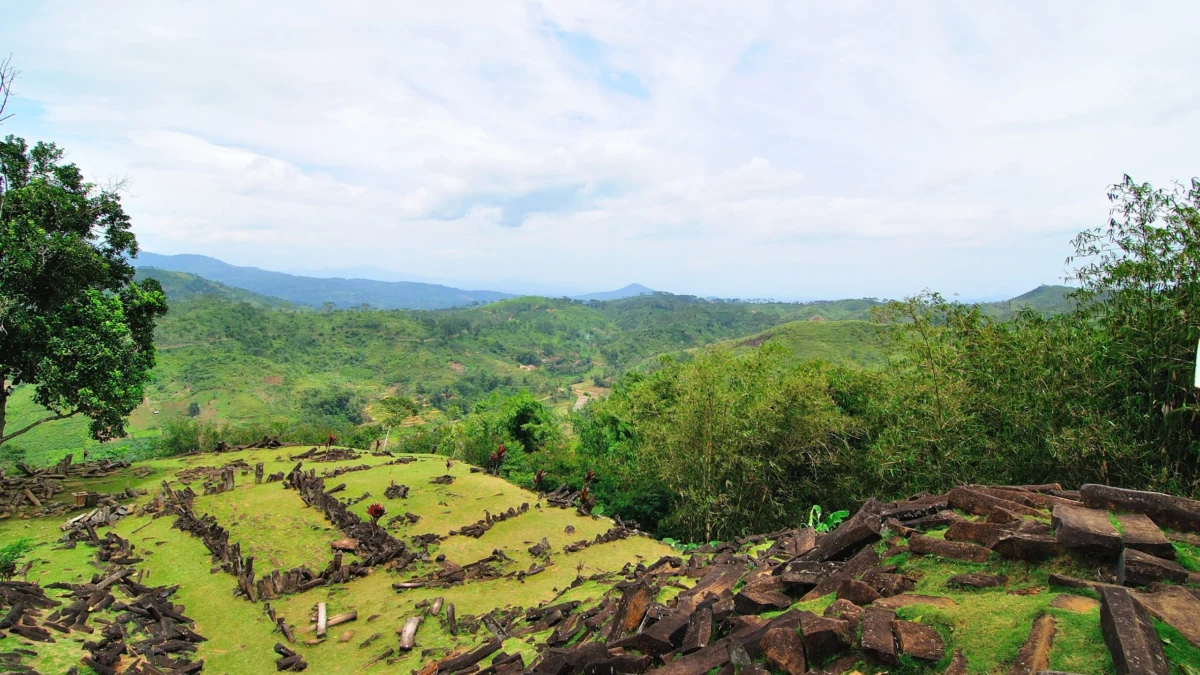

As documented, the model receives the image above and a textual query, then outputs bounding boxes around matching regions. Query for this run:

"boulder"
[778,560,840,587]
[760,627,805,675]
[822,599,863,634]
[1051,505,1121,555]
[1099,587,1169,675]
[799,612,851,663]
[908,533,992,563]
[1117,548,1188,587]
[992,533,1060,561]
[801,546,879,601]
[860,570,915,597]
[944,520,1014,548]
[947,573,1007,589]
[1115,513,1174,559]
[835,579,880,606]
[948,486,1044,519]
[860,606,897,666]
[1080,484,1200,534]
[1132,585,1200,648]
[892,620,945,661]
[1008,614,1055,675]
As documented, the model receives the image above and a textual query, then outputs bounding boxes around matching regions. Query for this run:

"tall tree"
[0,134,167,446]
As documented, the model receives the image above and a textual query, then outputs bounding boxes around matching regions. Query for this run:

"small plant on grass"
[807,505,850,533]
[0,538,33,580]
[366,503,386,526]
[534,469,546,491]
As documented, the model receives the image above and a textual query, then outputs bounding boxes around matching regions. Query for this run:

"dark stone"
[892,620,945,661]
[860,607,897,666]
[908,533,992,563]
[992,533,1060,561]
[880,494,950,521]
[944,520,1014,548]
[1099,587,1169,675]
[1009,614,1055,675]
[1081,484,1200,534]
[778,560,841,587]
[759,627,805,675]
[798,508,882,563]
[679,607,712,655]
[1115,514,1175,559]
[901,510,964,530]
[947,573,1008,589]
[835,579,880,606]
[799,612,851,663]
[948,486,1044,518]
[1051,505,1122,556]
[1117,549,1187,587]
[733,575,791,615]
[822,599,863,634]
[801,546,879,601]
[943,649,968,675]
[860,570,915,597]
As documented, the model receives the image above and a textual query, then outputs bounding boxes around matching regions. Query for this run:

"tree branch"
[0,410,77,445]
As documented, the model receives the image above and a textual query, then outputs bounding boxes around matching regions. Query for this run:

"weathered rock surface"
[799,612,851,663]
[835,578,881,606]
[992,533,1060,561]
[1008,614,1055,675]
[1115,513,1174,559]
[1099,586,1169,675]
[893,620,945,661]
[760,627,805,675]
[908,533,992,563]
[1116,548,1188,587]
[948,573,1008,589]
[860,606,898,665]
[1132,585,1200,648]
[1051,504,1121,555]
[1080,484,1200,534]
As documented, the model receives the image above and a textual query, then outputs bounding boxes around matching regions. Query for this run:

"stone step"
[1051,504,1122,555]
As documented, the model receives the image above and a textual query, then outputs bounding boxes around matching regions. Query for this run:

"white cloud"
[2,1,1198,298]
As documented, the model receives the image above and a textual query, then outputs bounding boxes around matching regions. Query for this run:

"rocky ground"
[1,449,1199,674]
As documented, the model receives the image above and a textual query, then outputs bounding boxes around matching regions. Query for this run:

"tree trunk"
[0,384,7,444]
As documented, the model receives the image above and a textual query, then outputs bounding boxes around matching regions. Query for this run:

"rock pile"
[411,482,1200,675]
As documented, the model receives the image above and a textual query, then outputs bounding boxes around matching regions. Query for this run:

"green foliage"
[806,505,850,533]
[0,135,168,447]
[186,401,201,417]
[377,395,419,426]
[0,537,32,580]
[299,386,366,425]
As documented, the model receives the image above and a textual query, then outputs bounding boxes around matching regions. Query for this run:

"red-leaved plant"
[534,469,546,491]
[366,503,386,524]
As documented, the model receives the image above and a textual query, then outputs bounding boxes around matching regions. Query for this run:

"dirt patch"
[263,375,284,386]
[449,362,465,374]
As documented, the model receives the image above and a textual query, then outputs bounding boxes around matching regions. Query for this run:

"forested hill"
[133,252,514,309]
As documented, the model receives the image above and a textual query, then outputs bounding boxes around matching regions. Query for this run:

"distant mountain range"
[131,253,655,309]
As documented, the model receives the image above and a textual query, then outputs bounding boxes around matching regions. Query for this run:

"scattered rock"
[836,579,881,606]
[1114,513,1174,559]
[948,573,1007,589]
[799,612,851,663]
[992,533,1060,561]
[822,599,863,634]
[1099,587,1169,675]
[760,626,806,675]
[1131,585,1200,648]
[944,520,1014,548]
[1080,484,1200,535]
[908,533,992,563]
[1117,548,1188,587]
[860,606,898,666]
[893,620,945,661]
[1051,505,1121,555]
[943,649,968,675]
[1008,614,1055,675]
[1049,594,1099,613]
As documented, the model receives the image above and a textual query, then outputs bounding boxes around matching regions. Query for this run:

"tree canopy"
[0,135,167,446]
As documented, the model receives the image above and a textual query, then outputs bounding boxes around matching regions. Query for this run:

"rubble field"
[1,447,1199,674]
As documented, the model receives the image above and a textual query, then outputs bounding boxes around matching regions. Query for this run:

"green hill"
[137,267,296,309]
[724,319,890,367]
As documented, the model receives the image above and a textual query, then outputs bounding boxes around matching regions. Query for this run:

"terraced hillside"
[2,452,1198,674]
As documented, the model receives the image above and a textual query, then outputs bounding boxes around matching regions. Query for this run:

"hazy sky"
[3,3,1198,299]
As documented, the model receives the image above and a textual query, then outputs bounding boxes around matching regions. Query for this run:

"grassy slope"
[0,447,672,674]
[4,449,1194,673]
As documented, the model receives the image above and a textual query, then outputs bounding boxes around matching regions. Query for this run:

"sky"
[2,2,1199,300]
